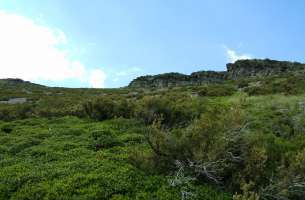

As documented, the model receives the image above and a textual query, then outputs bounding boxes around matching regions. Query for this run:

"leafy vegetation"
[0,117,229,199]
[0,73,305,199]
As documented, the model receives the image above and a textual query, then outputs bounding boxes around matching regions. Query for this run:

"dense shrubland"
[0,117,230,199]
[82,95,206,128]
[1,76,305,199]
[75,93,305,199]
[127,96,305,199]
[243,74,305,96]
[197,84,237,97]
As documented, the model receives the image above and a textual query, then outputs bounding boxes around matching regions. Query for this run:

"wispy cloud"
[224,47,252,63]
[0,10,106,88]
[89,69,107,88]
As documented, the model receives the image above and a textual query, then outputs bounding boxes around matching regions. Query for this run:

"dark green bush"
[113,99,135,118]
[83,98,115,120]
[139,103,245,179]
[83,97,135,121]
[135,96,202,127]
[198,84,237,97]
[1,123,14,133]
[134,100,305,198]
[16,104,35,119]
[0,107,16,121]
[237,79,249,88]
[91,129,122,150]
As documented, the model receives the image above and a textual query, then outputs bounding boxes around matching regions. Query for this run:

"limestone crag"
[129,59,305,88]
[129,71,227,88]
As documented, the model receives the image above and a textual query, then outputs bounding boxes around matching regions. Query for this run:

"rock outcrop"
[0,98,27,104]
[128,59,305,88]
[0,78,44,88]
[226,59,305,79]
[129,71,227,88]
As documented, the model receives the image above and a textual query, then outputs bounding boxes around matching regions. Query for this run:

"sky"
[0,0,305,88]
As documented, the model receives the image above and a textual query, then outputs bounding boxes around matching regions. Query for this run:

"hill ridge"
[129,58,305,88]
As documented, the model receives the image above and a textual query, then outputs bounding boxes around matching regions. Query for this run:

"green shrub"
[198,84,237,97]
[0,107,16,121]
[140,103,246,181]
[83,97,135,121]
[244,75,305,96]
[83,98,115,120]
[8,137,42,155]
[113,99,135,118]
[1,123,14,133]
[91,129,122,150]
[237,79,250,89]
[135,96,200,127]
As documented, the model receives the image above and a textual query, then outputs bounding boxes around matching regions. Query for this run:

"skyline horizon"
[1,0,305,88]
[2,57,304,88]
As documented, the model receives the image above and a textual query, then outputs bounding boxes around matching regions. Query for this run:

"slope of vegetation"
[0,117,229,199]
[0,73,305,199]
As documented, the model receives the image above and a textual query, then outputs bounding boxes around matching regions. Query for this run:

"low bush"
[83,97,135,121]
[244,75,305,96]
[133,99,305,199]
[198,84,237,97]
[1,123,14,133]
[135,96,202,127]
[91,129,122,150]
[137,103,245,179]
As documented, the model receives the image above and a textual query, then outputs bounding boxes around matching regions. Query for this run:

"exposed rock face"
[129,73,188,88]
[129,71,227,88]
[0,98,27,104]
[129,59,305,88]
[0,78,44,88]
[190,71,227,83]
[227,59,305,79]
[1,78,29,85]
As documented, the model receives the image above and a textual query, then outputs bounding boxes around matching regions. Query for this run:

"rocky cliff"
[226,59,305,79]
[128,59,305,88]
[129,71,227,88]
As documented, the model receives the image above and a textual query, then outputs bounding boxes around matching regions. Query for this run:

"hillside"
[129,59,305,88]
[0,59,305,199]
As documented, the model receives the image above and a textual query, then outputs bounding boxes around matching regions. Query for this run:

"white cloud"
[226,48,252,63]
[89,69,107,88]
[0,10,106,88]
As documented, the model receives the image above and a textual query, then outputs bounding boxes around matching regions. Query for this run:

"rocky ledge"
[128,71,227,88]
[227,59,305,79]
[129,59,305,88]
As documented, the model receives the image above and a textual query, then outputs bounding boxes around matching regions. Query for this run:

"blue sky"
[0,0,305,88]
